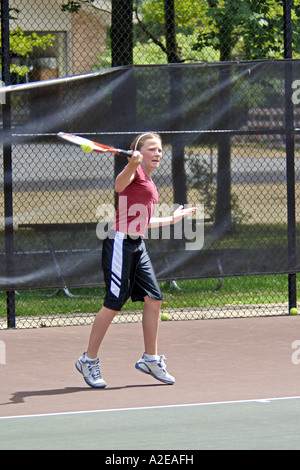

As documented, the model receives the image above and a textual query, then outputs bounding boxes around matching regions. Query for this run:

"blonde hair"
[131,132,162,151]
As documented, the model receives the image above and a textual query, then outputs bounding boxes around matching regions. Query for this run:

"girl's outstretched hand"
[172,205,197,224]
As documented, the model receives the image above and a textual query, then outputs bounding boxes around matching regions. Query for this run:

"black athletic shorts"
[102,231,163,311]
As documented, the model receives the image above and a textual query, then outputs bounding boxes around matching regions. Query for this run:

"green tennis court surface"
[1,397,300,450]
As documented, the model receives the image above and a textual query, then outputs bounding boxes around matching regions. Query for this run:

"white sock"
[144,353,160,361]
[85,354,97,362]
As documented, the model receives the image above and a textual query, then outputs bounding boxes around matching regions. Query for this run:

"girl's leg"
[142,296,162,355]
[86,306,119,359]
[136,296,175,384]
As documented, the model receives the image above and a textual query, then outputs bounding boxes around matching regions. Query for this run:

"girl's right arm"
[114,152,143,193]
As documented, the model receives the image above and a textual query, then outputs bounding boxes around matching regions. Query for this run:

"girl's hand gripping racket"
[57,132,132,157]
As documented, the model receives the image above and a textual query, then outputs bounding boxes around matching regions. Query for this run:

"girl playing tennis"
[76,132,196,388]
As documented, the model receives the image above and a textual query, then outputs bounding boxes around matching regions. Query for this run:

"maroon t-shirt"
[112,165,159,236]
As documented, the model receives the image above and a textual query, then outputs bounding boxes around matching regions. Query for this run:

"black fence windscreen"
[0,60,299,291]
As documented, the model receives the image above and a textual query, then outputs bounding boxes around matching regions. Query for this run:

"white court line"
[1,395,300,421]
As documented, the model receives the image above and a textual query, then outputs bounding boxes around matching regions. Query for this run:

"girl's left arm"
[149,205,197,229]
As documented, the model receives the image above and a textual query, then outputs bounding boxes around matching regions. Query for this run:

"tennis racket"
[57,132,133,157]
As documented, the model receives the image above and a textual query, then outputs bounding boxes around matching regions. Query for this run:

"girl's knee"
[144,296,162,309]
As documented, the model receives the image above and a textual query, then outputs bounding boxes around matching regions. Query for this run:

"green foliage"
[193,0,300,60]
[138,0,206,30]
[9,28,54,58]
[93,32,218,68]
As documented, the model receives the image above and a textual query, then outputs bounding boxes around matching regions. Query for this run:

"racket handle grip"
[118,150,133,157]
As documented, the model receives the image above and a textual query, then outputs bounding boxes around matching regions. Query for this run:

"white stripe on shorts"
[110,232,124,298]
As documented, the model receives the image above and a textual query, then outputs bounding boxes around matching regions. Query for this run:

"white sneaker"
[135,354,175,384]
[76,352,107,388]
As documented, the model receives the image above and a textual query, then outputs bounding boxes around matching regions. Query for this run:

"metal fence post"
[283,0,297,312]
[1,0,16,328]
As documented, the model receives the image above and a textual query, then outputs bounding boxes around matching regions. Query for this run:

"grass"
[161,274,290,308]
[0,274,292,318]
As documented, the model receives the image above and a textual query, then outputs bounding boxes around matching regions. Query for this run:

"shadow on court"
[1,315,300,449]
[0,383,164,406]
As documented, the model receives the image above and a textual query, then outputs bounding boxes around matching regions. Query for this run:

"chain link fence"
[1,0,300,328]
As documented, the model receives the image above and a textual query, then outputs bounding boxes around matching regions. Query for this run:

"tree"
[134,0,207,63]
[192,0,297,61]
